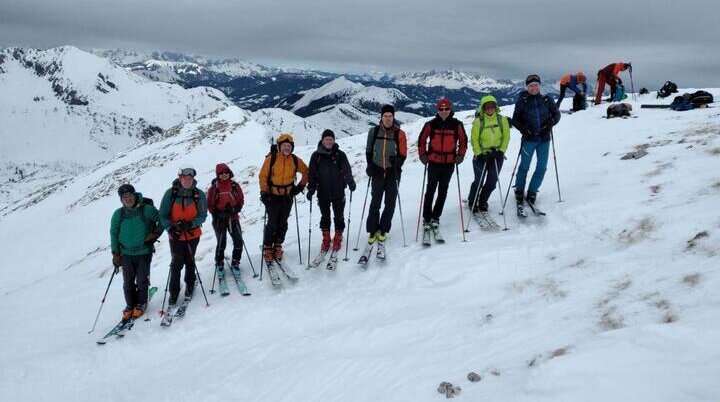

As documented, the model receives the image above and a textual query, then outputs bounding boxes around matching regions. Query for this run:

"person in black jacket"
[511,74,561,205]
[307,129,356,253]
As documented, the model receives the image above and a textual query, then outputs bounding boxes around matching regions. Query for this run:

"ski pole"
[159,263,172,316]
[259,212,267,281]
[353,180,371,251]
[210,222,223,294]
[500,146,522,215]
[88,266,119,333]
[241,239,258,278]
[395,179,407,247]
[186,241,209,307]
[454,164,466,242]
[343,191,353,261]
[629,64,636,101]
[415,164,428,242]
[307,198,312,269]
[494,158,508,231]
[466,159,487,232]
[550,131,563,202]
[293,195,303,265]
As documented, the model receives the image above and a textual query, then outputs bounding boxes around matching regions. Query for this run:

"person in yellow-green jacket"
[467,95,511,214]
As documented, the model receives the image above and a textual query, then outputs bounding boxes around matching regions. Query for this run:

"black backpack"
[606,103,632,118]
[119,197,155,232]
[657,81,678,99]
[572,93,587,112]
[688,90,714,106]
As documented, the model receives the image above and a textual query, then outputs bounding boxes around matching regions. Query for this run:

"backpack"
[613,84,627,102]
[171,186,200,207]
[639,88,649,95]
[267,143,299,193]
[572,93,587,111]
[119,197,156,233]
[670,95,695,111]
[657,81,678,99]
[472,113,508,139]
[606,103,633,118]
[369,125,401,164]
[688,90,714,106]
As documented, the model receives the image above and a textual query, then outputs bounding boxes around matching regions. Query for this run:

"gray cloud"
[1,0,719,89]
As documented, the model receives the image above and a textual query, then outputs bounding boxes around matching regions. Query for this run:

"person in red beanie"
[416,98,467,243]
[207,163,245,280]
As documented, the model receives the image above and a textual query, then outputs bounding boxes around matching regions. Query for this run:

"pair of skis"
[96,286,158,345]
[422,225,445,246]
[357,241,386,267]
[266,258,299,287]
[515,199,546,219]
[310,249,340,271]
[215,265,251,297]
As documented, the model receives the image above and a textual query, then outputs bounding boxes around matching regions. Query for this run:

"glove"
[291,184,305,196]
[232,203,243,214]
[112,253,122,272]
[144,232,159,246]
[176,220,190,232]
[260,192,270,206]
[419,154,428,165]
[306,188,315,201]
[455,155,464,165]
[495,150,505,160]
[348,180,356,192]
[365,165,374,177]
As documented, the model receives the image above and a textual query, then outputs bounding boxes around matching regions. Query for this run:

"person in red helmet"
[594,62,631,105]
[207,163,245,280]
[416,98,467,243]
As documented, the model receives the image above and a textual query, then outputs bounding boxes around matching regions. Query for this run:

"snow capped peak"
[392,69,513,91]
[289,76,408,114]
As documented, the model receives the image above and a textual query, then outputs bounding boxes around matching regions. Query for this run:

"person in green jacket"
[468,95,511,213]
[110,184,161,320]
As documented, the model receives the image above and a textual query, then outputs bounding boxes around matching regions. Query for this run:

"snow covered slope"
[0,46,230,211]
[0,91,719,401]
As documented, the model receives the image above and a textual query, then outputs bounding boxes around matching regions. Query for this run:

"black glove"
[419,154,429,165]
[494,150,505,160]
[455,155,464,165]
[176,220,191,232]
[365,165,374,177]
[112,253,122,273]
[306,188,315,201]
[260,192,270,206]
[291,184,305,196]
[232,203,243,214]
[348,180,356,192]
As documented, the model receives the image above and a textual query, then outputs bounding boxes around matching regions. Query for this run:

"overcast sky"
[2,0,719,89]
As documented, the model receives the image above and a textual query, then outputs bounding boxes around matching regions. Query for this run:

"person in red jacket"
[207,163,245,275]
[594,62,631,105]
[417,98,467,235]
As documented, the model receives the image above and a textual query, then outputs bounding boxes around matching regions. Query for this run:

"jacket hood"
[476,95,499,117]
[215,163,234,178]
[316,141,339,154]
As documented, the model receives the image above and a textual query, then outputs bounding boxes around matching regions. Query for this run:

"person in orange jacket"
[258,134,309,264]
[557,72,588,108]
[594,62,631,105]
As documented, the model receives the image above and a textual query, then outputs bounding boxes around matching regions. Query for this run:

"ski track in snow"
[1,90,719,401]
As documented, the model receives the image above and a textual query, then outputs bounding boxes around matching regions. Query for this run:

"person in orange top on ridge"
[594,62,631,105]
[557,72,588,108]
[258,134,309,265]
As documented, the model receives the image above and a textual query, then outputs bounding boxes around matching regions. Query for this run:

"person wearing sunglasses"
[207,163,245,281]
[417,98,467,243]
[511,74,561,207]
[158,165,208,306]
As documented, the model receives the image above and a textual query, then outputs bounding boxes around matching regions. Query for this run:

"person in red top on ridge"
[207,163,245,276]
[594,62,631,105]
[417,98,467,238]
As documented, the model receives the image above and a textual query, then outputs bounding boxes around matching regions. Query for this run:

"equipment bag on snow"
[688,90,713,107]
[670,95,695,111]
[657,81,678,99]
[572,93,587,111]
[606,103,633,118]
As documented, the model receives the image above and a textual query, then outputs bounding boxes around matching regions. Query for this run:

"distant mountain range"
[90,49,558,117]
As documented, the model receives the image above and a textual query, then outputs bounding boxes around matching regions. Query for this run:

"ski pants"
[121,253,152,307]
[515,140,550,195]
[169,237,199,303]
[422,163,454,222]
[468,155,504,209]
[263,195,293,247]
[366,170,399,235]
[212,216,243,267]
[318,195,346,232]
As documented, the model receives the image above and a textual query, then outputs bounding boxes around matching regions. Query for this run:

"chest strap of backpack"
[427,121,459,156]
[267,152,298,195]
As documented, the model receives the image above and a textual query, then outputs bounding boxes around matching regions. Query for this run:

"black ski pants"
[263,195,293,247]
[318,195,346,233]
[422,162,455,223]
[169,237,199,303]
[121,254,152,307]
[212,216,243,267]
[366,170,398,235]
